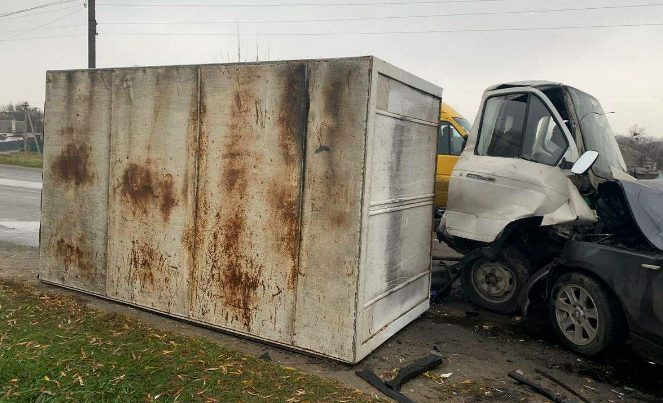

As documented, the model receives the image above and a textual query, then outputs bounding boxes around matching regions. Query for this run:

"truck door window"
[477,94,527,158]
[521,96,568,166]
[438,122,464,156]
[477,93,568,166]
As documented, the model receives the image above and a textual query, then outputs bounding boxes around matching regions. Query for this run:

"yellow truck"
[435,102,471,211]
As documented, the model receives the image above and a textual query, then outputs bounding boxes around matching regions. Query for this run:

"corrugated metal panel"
[360,205,433,338]
[39,70,112,294]
[292,58,371,361]
[375,74,439,123]
[191,62,307,342]
[369,114,437,205]
[356,68,439,358]
[105,66,199,316]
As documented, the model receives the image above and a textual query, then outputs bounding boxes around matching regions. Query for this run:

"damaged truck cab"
[442,81,624,246]
[440,81,624,312]
[438,81,663,361]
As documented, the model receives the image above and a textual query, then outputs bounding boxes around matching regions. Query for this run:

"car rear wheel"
[550,272,626,356]
[461,245,529,314]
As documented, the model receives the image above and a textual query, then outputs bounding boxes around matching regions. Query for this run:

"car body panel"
[558,240,663,363]
[617,179,663,250]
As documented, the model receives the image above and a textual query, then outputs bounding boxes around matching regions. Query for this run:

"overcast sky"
[1,0,662,137]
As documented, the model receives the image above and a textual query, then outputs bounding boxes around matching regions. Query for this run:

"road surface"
[0,164,41,247]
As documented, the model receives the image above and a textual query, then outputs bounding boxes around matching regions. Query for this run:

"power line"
[0,0,75,19]
[98,3,663,26]
[98,22,663,37]
[0,4,78,23]
[3,8,82,40]
[97,0,527,8]
[5,21,659,43]
[0,33,84,42]
[0,23,86,34]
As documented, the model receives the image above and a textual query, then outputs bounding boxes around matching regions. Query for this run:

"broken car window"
[568,88,628,179]
[477,94,527,158]
[521,96,568,166]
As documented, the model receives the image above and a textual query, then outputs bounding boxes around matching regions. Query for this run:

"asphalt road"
[0,164,41,247]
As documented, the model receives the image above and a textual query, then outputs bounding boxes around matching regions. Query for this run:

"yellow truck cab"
[435,102,471,210]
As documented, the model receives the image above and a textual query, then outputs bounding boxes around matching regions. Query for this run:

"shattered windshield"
[453,117,471,134]
[568,88,627,179]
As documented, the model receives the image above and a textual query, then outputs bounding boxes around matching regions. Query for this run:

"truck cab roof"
[486,81,563,91]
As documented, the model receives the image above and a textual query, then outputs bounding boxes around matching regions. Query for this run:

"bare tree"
[0,102,44,133]
[617,124,662,170]
[627,124,647,142]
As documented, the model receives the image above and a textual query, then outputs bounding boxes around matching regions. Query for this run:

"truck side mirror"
[571,150,599,175]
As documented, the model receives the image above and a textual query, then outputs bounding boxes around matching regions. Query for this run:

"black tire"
[431,265,453,302]
[461,245,530,314]
[549,272,626,356]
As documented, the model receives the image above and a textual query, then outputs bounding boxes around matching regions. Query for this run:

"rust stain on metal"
[202,76,264,331]
[208,213,262,330]
[273,64,307,290]
[314,66,364,229]
[128,240,167,290]
[276,64,307,162]
[121,163,154,209]
[51,134,94,186]
[120,163,177,222]
[158,174,176,222]
[267,180,301,290]
[54,238,92,278]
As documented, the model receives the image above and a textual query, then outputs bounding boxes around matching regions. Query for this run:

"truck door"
[445,88,577,242]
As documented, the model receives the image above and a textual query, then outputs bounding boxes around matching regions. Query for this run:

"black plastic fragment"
[355,368,416,403]
[259,352,271,361]
[508,371,566,403]
[535,368,593,403]
[385,354,444,391]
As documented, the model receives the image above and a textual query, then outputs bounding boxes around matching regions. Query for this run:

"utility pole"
[236,24,241,62]
[88,0,96,68]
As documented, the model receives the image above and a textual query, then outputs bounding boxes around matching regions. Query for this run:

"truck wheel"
[550,272,626,356]
[461,246,529,314]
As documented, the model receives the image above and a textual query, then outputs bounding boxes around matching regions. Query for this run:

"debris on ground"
[385,354,444,391]
[536,368,593,403]
[355,368,415,403]
[508,370,566,403]
[356,354,444,402]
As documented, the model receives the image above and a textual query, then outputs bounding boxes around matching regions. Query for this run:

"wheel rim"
[471,261,516,303]
[555,284,599,346]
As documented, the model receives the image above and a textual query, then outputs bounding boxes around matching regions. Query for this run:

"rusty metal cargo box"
[39,56,441,363]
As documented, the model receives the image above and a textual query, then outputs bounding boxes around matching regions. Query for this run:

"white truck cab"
[439,81,631,313]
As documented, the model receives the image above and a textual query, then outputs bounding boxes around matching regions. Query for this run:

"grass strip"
[0,152,43,169]
[0,281,372,402]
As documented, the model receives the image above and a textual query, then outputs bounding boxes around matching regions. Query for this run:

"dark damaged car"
[436,81,663,363]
